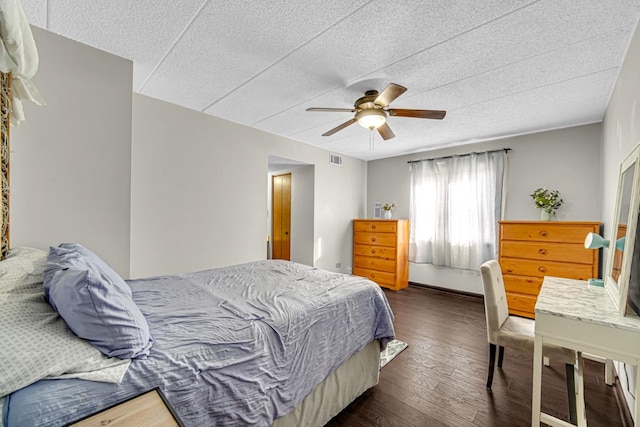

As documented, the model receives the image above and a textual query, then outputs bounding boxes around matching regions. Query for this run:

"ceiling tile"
[260,1,639,159]
[205,0,535,124]
[19,0,640,160]
[35,0,206,89]
[21,0,46,29]
[140,0,370,111]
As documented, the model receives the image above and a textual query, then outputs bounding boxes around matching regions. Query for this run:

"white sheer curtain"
[409,150,506,270]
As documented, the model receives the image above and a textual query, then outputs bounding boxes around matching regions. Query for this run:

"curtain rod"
[407,148,511,164]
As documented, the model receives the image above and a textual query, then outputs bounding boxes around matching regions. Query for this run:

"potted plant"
[382,201,396,219]
[530,188,563,221]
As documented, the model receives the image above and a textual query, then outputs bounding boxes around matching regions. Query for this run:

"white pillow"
[0,246,47,294]
[0,247,129,397]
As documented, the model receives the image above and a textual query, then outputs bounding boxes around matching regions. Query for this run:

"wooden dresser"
[353,219,409,291]
[498,221,601,318]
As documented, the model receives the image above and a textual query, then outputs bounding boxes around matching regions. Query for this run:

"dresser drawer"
[500,241,592,264]
[353,244,396,260]
[506,292,537,318]
[354,255,396,273]
[354,232,398,247]
[354,221,397,233]
[500,258,593,280]
[503,274,543,296]
[500,223,596,244]
[353,267,396,286]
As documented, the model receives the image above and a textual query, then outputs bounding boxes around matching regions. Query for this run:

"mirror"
[627,212,640,317]
[605,143,640,314]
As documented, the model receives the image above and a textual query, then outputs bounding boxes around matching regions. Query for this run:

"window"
[409,150,506,270]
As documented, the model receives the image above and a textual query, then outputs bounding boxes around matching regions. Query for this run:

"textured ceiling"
[21,0,640,160]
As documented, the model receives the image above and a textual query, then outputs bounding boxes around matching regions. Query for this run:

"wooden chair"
[480,260,581,424]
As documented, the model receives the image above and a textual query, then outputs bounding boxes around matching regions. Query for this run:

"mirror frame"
[605,143,640,314]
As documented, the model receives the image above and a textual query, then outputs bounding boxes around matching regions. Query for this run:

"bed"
[0,245,395,426]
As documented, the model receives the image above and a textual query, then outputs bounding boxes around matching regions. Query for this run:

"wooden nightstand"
[66,388,184,427]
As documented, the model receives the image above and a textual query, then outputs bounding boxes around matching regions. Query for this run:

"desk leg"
[532,334,543,426]
[635,363,640,427]
[576,352,586,427]
[605,359,614,386]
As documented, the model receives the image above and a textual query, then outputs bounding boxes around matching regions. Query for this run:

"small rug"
[380,339,408,369]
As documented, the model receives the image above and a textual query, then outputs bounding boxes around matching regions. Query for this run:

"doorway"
[272,173,291,260]
[267,156,315,266]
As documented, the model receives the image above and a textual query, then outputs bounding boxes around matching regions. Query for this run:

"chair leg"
[565,363,577,425]
[497,346,505,369]
[487,344,497,389]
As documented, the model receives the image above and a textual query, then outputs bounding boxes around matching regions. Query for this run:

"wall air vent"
[330,153,343,166]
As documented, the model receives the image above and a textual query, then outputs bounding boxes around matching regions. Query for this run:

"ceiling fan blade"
[322,118,357,136]
[306,107,355,113]
[375,83,407,107]
[387,109,446,120]
[377,122,395,140]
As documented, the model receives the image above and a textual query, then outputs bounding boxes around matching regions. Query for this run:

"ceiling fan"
[306,83,446,140]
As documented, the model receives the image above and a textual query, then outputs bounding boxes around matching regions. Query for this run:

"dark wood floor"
[326,285,625,427]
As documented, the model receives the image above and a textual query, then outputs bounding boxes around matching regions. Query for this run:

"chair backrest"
[480,260,510,344]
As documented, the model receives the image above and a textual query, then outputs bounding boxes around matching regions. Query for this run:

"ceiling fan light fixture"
[356,109,386,129]
[307,83,445,138]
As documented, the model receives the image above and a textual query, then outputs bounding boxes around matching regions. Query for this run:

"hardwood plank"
[325,285,624,427]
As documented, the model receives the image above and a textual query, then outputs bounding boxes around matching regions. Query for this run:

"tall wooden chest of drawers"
[353,219,409,291]
[498,221,601,318]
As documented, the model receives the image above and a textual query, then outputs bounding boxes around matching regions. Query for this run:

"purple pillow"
[43,243,153,359]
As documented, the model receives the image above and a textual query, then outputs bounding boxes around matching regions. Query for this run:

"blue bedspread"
[4,260,395,426]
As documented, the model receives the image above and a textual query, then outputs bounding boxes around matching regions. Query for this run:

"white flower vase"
[540,210,551,221]
[383,210,392,219]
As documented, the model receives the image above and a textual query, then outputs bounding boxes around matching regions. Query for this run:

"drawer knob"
[538,266,547,273]
[371,225,376,229]
[371,249,376,254]
[370,273,376,278]
[371,237,376,242]
[539,230,548,237]
[538,249,548,255]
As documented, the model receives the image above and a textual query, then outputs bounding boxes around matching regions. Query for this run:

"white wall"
[130,94,367,278]
[367,123,602,294]
[10,27,133,276]
[289,166,315,266]
[601,18,640,421]
[267,165,315,266]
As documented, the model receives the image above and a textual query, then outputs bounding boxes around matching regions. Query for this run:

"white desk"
[532,276,640,427]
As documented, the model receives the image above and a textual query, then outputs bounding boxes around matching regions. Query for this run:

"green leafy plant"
[382,201,397,211]
[530,188,563,215]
